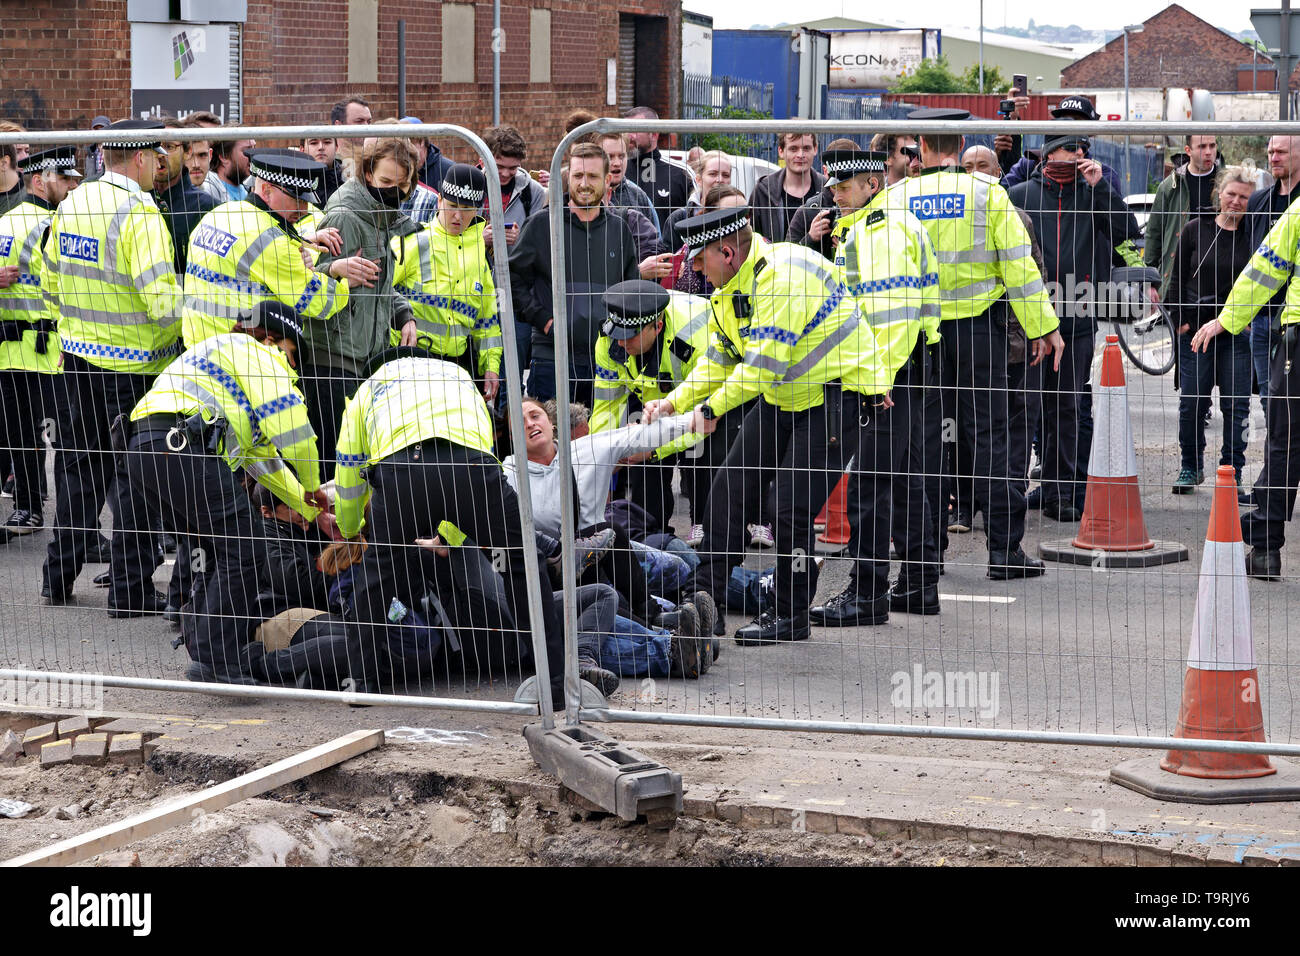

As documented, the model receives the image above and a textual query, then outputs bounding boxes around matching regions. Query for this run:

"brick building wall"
[1062,3,1285,92]
[1,0,681,167]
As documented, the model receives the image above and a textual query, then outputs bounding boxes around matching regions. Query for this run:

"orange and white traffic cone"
[817,474,851,546]
[1111,466,1300,802]
[1040,335,1187,567]
[1161,465,1272,779]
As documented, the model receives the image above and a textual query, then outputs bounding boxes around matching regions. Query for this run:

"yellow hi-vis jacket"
[665,237,886,416]
[590,290,711,458]
[883,168,1059,338]
[831,202,941,391]
[333,356,495,539]
[1218,202,1300,334]
[44,173,184,374]
[0,196,60,373]
[131,333,323,520]
[181,199,350,346]
[389,219,502,376]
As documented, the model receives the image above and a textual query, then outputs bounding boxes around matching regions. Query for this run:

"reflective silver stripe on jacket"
[102,192,147,276]
[185,295,248,321]
[59,302,154,326]
[1243,266,1284,293]
[1003,277,1045,300]
[269,422,315,450]
[743,351,790,377]
[335,480,369,501]
[940,277,999,301]
[235,225,283,278]
[784,306,862,382]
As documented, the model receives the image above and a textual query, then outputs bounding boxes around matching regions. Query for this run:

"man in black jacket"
[785,138,860,260]
[624,106,693,228]
[1009,134,1141,522]
[1244,135,1300,407]
[509,142,640,405]
[748,132,824,242]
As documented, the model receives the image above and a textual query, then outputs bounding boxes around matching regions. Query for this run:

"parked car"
[663,149,781,201]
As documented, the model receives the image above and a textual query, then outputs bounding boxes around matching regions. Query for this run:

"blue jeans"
[1177,330,1251,476]
[1250,313,1274,406]
[598,617,673,678]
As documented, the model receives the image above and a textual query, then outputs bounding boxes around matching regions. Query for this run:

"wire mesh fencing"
[538,117,1300,757]
[0,122,556,717]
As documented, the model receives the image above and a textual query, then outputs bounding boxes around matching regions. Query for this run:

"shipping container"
[712,28,831,119]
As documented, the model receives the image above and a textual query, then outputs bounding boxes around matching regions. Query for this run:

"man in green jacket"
[1144,136,1220,299]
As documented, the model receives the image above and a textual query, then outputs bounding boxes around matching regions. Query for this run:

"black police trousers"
[845,342,943,597]
[938,304,1027,555]
[124,420,266,681]
[348,441,563,698]
[690,386,858,622]
[1243,326,1300,552]
[1026,328,1094,510]
[0,369,52,515]
[43,354,156,607]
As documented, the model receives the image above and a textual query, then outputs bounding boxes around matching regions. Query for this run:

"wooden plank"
[2,729,383,868]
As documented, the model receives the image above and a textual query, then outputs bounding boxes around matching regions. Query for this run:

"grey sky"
[685,1,1256,38]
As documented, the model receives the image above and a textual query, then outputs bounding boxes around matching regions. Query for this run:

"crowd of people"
[2,94,1300,701]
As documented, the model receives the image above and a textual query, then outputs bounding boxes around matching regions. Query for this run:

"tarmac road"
[1,333,1297,750]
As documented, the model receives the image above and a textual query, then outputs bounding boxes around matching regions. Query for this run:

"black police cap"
[19,146,82,178]
[102,118,167,154]
[247,148,325,204]
[440,163,488,207]
[601,279,670,341]
[677,205,752,257]
[241,300,308,353]
[823,148,887,186]
[361,345,439,380]
[907,108,971,122]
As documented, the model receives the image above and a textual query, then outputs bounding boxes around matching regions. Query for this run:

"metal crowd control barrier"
[0,124,555,722]
[544,117,1300,774]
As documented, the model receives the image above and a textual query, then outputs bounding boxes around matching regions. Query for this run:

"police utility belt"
[127,411,225,455]
[0,318,56,352]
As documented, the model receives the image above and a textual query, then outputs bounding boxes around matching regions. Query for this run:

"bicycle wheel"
[1114,305,1176,375]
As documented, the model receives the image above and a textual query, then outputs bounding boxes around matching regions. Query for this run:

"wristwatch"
[700,404,717,421]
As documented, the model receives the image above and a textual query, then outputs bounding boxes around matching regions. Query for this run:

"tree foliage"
[890,56,1010,95]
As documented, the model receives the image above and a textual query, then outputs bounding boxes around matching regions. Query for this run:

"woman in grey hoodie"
[302,138,421,462]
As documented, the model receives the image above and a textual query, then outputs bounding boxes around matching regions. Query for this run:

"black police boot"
[84,534,113,564]
[889,581,941,615]
[107,590,168,619]
[734,610,811,646]
[987,548,1046,580]
[93,569,110,588]
[41,580,70,606]
[809,587,889,626]
[185,659,260,686]
[1246,548,1281,581]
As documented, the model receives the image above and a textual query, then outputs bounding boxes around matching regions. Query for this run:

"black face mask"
[366,183,404,208]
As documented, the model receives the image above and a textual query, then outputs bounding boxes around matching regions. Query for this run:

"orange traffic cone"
[1040,335,1187,567]
[1161,466,1273,779]
[1111,466,1300,803]
[818,474,851,546]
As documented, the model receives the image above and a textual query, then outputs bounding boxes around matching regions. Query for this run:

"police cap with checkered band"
[19,146,82,178]
[601,279,670,341]
[247,148,325,204]
[677,205,752,260]
[823,148,888,187]
[101,118,168,155]
[439,163,488,207]
[240,300,309,353]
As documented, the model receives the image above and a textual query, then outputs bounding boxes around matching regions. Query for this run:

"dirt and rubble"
[0,745,1073,867]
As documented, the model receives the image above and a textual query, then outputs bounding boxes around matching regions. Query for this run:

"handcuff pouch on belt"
[166,411,224,454]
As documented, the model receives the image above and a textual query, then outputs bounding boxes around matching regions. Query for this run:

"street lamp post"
[1123,24,1144,195]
